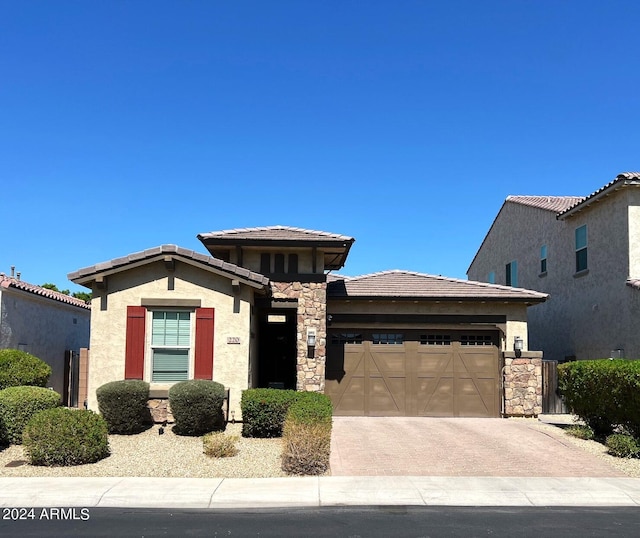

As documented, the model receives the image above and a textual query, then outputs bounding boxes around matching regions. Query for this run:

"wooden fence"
[542,360,568,414]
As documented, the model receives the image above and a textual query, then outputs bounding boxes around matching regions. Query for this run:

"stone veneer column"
[503,351,543,416]
[271,281,327,392]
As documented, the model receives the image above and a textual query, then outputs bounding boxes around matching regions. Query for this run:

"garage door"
[325,330,501,417]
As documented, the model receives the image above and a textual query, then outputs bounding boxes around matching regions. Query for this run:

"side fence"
[542,360,568,414]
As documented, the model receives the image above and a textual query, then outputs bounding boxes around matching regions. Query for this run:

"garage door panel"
[416,376,454,416]
[368,347,406,376]
[368,377,405,415]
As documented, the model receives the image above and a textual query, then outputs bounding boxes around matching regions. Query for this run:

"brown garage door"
[325,330,501,417]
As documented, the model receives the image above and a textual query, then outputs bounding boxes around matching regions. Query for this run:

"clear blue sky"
[2,1,639,292]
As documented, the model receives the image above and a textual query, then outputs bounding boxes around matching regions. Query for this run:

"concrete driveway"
[329,417,626,477]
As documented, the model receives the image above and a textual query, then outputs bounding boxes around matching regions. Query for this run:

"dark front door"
[258,310,297,390]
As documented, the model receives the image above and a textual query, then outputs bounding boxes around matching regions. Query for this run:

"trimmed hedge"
[0,386,61,444]
[558,359,640,436]
[0,349,51,390]
[169,380,226,436]
[240,388,299,438]
[23,408,109,466]
[281,392,333,475]
[96,380,151,434]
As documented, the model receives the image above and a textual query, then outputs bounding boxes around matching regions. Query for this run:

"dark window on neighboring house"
[372,333,404,344]
[260,253,271,274]
[575,225,588,272]
[540,245,547,274]
[274,253,285,273]
[488,271,495,284]
[506,261,518,287]
[288,254,298,273]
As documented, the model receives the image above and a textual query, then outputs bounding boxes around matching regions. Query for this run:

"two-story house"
[69,225,547,419]
[468,172,640,363]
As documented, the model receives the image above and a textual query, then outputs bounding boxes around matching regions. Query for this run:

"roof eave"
[558,178,640,220]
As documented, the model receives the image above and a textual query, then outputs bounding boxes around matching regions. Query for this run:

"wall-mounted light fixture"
[514,336,524,357]
[307,329,317,347]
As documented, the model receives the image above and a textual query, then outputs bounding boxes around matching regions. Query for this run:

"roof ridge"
[198,225,354,241]
[0,275,90,308]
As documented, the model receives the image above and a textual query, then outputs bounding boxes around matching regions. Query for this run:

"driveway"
[329,417,626,477]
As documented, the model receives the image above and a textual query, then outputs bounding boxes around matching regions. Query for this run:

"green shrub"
[169,380,226,436]
[23,408,109,466]
[240,388,300,438]
[96,380,151,434]
[203,432,239,458]
[0,386,61,444]
[281,392,332,476]
[565,425,594,440]
[0,349,52,390]
[605,433,640,459]
[558,359,640,437]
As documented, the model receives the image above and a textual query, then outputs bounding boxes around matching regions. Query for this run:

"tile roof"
[68,245,270,288]
[506,196,584,213]
[557,172,640,219]
[0,275,90,309]
[327,270,547,302]
[197,225,354,243]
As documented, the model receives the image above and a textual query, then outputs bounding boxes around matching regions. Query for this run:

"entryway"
[257,309,297,390]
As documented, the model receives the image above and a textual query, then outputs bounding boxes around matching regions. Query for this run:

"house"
[0,271,91,404]
[467,171,640,363]
[68,226,547,419]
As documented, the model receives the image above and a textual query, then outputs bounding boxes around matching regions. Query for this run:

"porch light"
[514,336,524,357]
[307,329,317,347]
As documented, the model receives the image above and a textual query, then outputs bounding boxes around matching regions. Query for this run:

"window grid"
[331,333,363,345]
[420,334,452,346]
[372,333,404,345]
[460,335,493,346]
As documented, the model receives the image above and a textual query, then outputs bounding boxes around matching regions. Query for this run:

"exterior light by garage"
[514,336,524,357]
[307,328,317,347]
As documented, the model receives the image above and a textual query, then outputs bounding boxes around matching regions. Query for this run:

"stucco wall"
[469,189,640,361]
[227,247,323,275]
[87,261,254,417]
[0,288,90,396]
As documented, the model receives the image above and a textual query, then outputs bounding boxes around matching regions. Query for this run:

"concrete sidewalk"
[1,476,640,508]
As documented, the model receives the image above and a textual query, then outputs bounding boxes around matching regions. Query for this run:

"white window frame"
[146,309,195,384]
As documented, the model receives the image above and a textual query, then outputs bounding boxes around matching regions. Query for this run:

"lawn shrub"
[169,380,226,436]
[0,386,61,444]
[557,359,637,436]
[0,349,51,390]
[96,380,151,434]
[240,388,299,438]
[203,432,239,458]
[605,434,640,459]
[565,424,594,440]
[281,392,332,476]
[23,408,109,466]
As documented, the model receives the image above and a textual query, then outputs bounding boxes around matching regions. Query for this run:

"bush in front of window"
[0,349,52,390]
[281,392,333,476]
[240,388,299,438]
[0,386,61,444]
[23,408,110,466]
[169,380,226,436]
[96,380,152,434]
[558,359,640,437]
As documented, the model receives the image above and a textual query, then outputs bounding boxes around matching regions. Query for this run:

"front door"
[258,310,297,390]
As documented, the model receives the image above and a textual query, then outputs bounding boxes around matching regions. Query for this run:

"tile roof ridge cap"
[0,276,91,307]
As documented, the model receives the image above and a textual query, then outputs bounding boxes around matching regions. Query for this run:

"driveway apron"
[329,417,626,477]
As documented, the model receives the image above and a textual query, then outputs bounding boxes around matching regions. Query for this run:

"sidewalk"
[1,476,639,508]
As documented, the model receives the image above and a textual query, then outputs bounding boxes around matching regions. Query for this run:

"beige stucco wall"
[327,299,531,352]
[87,260,255,417]
[0,288,90,397]
[469,188,640,361]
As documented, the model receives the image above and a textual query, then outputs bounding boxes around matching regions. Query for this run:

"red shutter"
[194,307,215,379]
[125,306,146,379]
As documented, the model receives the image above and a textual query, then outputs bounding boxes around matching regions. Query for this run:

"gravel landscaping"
[1,419,639,478]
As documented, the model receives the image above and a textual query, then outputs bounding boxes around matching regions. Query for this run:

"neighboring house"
[468,171,640,363]
[69,226,547,419]
[0,271,91,403]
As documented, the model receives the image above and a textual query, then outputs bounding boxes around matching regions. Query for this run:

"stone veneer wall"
[271,281,327,392]
[503,351,543,416]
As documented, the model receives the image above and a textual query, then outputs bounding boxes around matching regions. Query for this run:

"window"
[575,225,587,272]
[460,334,493,346]
[151,311,191,382]
[331,332,363,345]
[288,254,298,274]
[540,245,547,274]
[506,261,518,287]
[274,253,285,273]
[488,271,495,284]
[420,334,451,346]
[372,333,404,344]
[260,253,271,274]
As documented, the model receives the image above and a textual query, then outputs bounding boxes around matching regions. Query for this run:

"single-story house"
[0,271,90,404]
[68,226,547,419]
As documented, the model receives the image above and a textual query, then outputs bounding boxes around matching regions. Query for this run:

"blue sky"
[2,1,639,292]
